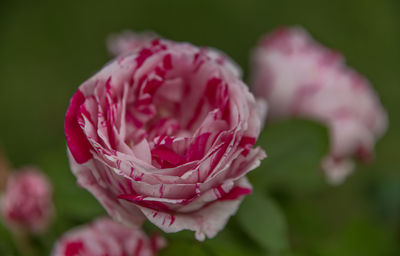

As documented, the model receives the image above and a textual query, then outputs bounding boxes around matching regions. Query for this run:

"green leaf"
[237,190,289,254]
[250,119,329,194]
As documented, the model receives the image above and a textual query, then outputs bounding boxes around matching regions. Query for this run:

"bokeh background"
[0,0,399,255]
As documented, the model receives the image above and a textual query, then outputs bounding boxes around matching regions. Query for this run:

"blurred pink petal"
[107,31,158,57]
[251,27,387,184]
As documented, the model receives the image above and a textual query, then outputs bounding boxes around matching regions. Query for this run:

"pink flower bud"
[52,217,166,256]
[1,167,54,233]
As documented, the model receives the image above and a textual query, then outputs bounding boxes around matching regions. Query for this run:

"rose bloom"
[52,217,166,256]
[65,32,266,240]
[1,167,54,233]
[251,27,387,184]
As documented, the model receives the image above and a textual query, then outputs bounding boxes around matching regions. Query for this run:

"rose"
[1,167,54,233]
[52,217,166,256]
[251,27,387,184]
[64,32,266,240]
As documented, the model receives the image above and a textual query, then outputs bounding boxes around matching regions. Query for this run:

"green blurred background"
[0,0,399,255]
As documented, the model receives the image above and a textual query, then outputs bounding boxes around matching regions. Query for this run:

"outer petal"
[138,177,252,241]
[321,156,354,185]
[68,151,146,227]
[255,98,268,130]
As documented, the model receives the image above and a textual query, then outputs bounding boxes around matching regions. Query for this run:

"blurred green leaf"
[159,240,209,256]
[316,220,398,256]
[34,147,106,254]
[250,119,329,194]
[0,223,17,256]
[37,148,106,222]
[204,221,265,256]
[237,190,289,254]
[369,170,400,224]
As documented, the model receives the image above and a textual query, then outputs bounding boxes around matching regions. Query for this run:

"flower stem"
[0,145,11,191]
[13,231,36,256]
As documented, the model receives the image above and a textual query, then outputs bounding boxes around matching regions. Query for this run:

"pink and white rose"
[65,32,266,240]
[251,27,387,184]
[52,217,166,256]
[1,167,54,233]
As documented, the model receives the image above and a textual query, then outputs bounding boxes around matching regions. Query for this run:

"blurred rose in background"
[1,167,54,234]
[51,217,166,256]
[251,27,388,184]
